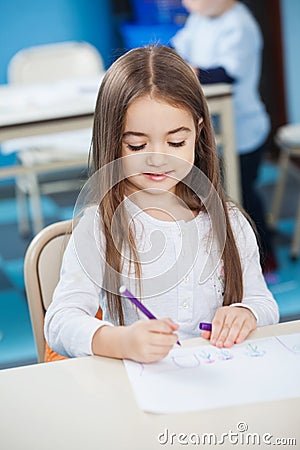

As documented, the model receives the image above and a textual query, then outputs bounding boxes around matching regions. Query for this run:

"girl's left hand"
[201,306,257,348]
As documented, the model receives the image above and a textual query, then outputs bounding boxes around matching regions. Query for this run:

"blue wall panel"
[0,1,299,123]
[0,0,114,84]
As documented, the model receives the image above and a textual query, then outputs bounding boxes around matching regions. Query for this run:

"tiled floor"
[0,160,299,369]
[0,178,82,368]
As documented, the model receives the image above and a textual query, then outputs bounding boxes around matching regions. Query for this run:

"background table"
[0,77,100,179]
[0,80,241,203]
[0,320,299,450]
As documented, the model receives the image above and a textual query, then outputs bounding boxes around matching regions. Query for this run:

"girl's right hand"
[121,318,179,363]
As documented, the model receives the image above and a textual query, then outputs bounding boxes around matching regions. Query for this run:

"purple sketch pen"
[199,322,212,332]
[119,286,181,346]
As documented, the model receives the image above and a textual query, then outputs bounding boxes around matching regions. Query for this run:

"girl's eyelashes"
[126,143,147,151]
[125,141,186,151]
[168,140,186,147]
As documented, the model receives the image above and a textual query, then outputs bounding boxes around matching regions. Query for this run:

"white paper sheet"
[124,333,300,413]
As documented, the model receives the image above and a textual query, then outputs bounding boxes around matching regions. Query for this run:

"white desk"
[0,80,241,203]
[0,321,299,450]
[0,77,100,179]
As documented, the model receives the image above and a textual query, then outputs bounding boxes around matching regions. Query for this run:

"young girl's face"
[122,95,197,197]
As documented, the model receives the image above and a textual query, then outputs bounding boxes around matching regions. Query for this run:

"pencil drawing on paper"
[217,349,233,360]
[133,334,300,379]
[138,347,238,377]
[245,343,266,357]
[172,354,200,368]
[275,334,300,354]
[197,350,215,364]
[124,334,300,414]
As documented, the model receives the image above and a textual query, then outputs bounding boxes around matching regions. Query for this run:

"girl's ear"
[196,117,204,138]
[198,117,204,130]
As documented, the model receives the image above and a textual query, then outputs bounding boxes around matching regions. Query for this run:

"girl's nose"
[146,151,168,168]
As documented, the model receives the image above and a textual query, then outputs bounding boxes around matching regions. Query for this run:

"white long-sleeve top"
[44,199,279,357]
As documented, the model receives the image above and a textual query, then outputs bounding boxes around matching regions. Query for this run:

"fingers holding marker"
[199,322,212,340]
[206,306,258,348]
[120,287,181,346]
[147,318,179,337]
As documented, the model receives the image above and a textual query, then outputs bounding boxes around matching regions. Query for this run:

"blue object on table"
[120,23,183,50]
[130,0,187,25]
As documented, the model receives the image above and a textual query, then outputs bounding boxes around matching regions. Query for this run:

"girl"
[44,45,279,363]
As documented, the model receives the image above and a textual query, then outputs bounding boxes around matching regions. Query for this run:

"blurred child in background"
[172,0,278,275]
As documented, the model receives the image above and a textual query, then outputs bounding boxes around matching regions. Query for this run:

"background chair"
[5,41,104,236]
[7,40,104,84]
[24,219,72,362]
[269,124,300,259]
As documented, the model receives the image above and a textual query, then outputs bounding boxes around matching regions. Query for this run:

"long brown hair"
[91,45,243,325]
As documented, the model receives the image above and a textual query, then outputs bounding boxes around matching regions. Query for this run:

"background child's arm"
[92,318,179,363]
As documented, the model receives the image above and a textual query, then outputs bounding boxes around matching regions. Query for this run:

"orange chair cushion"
[44,308,103,362]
